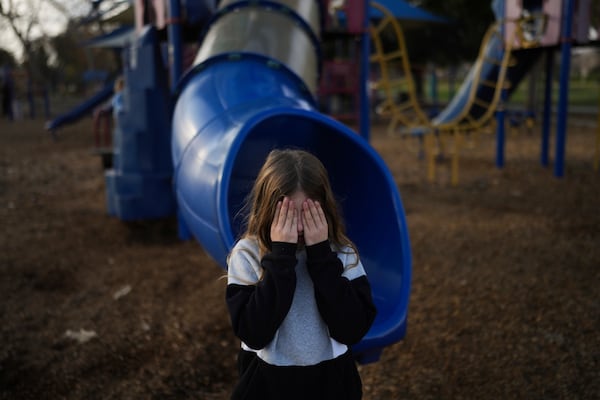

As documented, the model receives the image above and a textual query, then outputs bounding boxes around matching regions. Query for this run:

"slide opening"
[225,111,409,326]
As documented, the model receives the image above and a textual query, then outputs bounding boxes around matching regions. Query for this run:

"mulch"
[1,116,598,399]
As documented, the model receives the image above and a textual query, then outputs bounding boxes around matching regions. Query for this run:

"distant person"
[226,149,377,399]
[92,76,124,147]
[110,76,124,118]
[2,67,14,121]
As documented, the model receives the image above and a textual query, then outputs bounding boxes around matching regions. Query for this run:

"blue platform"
[105,27,176,220]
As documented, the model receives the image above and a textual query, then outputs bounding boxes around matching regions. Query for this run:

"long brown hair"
[241,149,356,258]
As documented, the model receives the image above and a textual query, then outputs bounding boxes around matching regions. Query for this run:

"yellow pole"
[425,133,436,183]
[451,129,462,186]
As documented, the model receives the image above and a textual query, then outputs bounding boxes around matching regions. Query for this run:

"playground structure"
[43,0,598,363]
[172,0,412,364]
[45,0,416,364]
[369,0,597,185]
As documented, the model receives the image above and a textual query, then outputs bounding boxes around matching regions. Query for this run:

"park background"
[1,0,600,399]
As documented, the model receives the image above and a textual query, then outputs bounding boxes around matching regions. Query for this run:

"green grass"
[506,79,600,107]
[425,76,599,109]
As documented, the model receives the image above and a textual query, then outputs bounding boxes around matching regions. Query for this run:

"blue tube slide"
[45,83,113,131]
[172,0,411,363]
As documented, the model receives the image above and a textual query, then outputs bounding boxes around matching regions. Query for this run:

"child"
[92,76,124,148]
[226,149,377,400]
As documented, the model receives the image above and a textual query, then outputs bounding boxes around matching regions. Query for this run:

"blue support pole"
[495,0,506,169]
[167,0,183,93]
[541,49,554,167]
[168,0,187,238]
[554,0,574,178]
[496,100,506,168]
[359,0,370,141]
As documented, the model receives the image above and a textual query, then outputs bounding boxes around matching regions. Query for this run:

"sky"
[0,0,92,61]
[1,0,599,63]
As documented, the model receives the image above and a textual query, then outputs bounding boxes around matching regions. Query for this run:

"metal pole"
[496,101,506,168]
[495,0,506,169]
[595,93,600,172]
[167,0,183,93]
[541,49,553,167]
[359,0,370,141]
[429,64,438,116]
[168,0,185,238]
[554,0,574,178]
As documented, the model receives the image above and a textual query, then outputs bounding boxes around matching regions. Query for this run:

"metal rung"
[473,98,490,108]
[391,102,415,112]
[465,114,477,123]
[375,100,393,112]
[372,17,393,35]
[369,52,387,62]
[481,80,497,88]
[382,50,404,61]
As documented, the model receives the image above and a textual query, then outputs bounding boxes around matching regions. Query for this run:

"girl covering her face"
[244,148,355,258]
[226,149,376,400]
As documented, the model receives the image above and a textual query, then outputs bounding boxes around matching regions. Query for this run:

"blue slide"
[171,0,411,363]
[45,83,113,131]
[430,0,544,129]
[431,38,543,128]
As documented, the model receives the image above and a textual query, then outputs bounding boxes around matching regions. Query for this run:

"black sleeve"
[226,242,297,350]
[305,240,377,345]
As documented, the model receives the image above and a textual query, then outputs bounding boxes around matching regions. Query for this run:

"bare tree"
[0,0,90,117]
[0,0,88,64]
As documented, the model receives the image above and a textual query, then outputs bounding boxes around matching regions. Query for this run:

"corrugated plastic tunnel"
[171,0,411,363]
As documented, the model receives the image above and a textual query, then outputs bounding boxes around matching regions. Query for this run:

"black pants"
[231,349,363,400]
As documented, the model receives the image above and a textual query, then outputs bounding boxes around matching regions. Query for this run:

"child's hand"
[270,197,298,243]
[302,199,328,246]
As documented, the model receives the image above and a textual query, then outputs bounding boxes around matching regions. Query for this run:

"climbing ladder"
[369,2,545,184]
[369,2,430,134]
